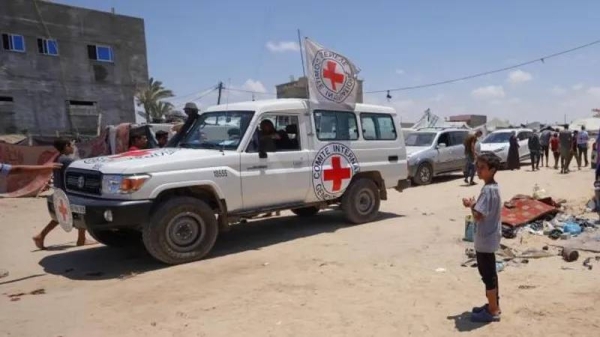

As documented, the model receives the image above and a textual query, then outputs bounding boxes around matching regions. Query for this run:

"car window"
[246,114,301,153]
[449,131,467,146]
[437,132,450,146]
[360,113,397,140]
[314,110,359,141]
[404,132,436,147]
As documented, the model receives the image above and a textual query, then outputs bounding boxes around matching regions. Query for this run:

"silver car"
[404,128,470,185]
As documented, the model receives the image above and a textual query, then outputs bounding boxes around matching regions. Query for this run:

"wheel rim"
[355,188,376,215]
[165,212,206,253]
[419,165,431,183]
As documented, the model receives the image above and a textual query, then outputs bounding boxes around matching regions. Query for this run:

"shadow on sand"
[38,210,403,281]
[447,311,490,332]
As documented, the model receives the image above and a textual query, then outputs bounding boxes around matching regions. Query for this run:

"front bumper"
[47,194,153,231]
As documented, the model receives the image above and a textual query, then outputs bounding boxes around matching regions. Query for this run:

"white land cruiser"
[48,99,410,264]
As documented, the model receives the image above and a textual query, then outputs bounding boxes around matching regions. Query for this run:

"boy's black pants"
[476,252,499,304]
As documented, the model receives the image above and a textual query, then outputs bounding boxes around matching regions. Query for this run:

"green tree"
[136,77,175,121]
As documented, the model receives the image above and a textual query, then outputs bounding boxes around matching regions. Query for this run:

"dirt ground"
[1,165,599,337]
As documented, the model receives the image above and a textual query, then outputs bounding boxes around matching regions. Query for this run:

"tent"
[485,118,511,131]
[569,117,600,136]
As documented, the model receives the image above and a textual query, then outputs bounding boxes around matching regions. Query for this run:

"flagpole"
[298,29,314,136]
[297,29,309,99]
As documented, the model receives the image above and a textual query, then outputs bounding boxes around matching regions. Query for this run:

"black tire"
[87,228,141,248]
[143,197,218,265]
[413,162,433,185]
[291,206,320,217]
[341,178,381,224]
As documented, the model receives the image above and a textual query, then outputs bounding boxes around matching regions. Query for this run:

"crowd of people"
[463,125,599,188]
[525,125,592,174]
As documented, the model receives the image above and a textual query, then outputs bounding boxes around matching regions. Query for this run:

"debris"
[542,245,549,251]
[7,292,25,299]
[262,262,270,267]
[518,285,537,290]
[463,215,474,242]
[150,322,156,327]
[561,233,571,240]
[563,223,582,235]
[29,288,45,295]
[583,257,593,270]
[0,269,8,279]
[435,267,446,273]
[496,261,505,272]
[465,248,476,259]
[502,196,559,228]
[562,248,579,262]
[549,229,563,240]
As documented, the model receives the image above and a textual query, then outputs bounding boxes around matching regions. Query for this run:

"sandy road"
[1,165,599,337]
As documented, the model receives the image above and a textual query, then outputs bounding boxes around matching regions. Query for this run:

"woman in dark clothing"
[507,132,520,170]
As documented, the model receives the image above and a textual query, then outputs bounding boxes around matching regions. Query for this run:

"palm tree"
[153,101,174,121]
[136,77,174,122]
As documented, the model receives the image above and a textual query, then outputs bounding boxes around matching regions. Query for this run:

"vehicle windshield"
[404,132,436,147]
[179,110,254,150]
[482,132,512,144]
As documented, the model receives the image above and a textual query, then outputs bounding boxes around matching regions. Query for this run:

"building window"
[37,38,58,56]
[2,34,26,52]
[87,44,113,62]
[314,110,359,141]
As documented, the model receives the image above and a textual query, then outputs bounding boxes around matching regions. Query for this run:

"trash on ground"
[562,248,579,262]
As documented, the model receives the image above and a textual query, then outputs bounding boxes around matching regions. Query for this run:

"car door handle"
[388,155,398,162]
[247,165,267,170]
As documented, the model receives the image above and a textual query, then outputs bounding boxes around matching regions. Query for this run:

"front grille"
[66,169,102,195]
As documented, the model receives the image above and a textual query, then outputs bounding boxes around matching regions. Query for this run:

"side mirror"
[437,143,447,148]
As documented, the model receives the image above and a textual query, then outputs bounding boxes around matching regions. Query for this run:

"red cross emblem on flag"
[322,60,345,92]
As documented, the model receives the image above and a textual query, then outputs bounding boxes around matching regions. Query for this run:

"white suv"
[48,99,410,264]
[480,128,533,165]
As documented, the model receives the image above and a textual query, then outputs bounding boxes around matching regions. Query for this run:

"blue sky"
[56,0,600,124]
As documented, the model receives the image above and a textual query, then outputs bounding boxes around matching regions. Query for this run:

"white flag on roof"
[304,38,360,111]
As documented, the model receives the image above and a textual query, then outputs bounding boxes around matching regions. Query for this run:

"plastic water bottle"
[532,184,541,199]
[496,261,505,272]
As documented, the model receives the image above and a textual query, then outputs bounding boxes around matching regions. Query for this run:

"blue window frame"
[2,34,26,52]
[37,38,59,56]
[87,44,113,62]
[97,45,113,62]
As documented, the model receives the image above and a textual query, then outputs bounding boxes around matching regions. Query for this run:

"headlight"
[102,174,150,194]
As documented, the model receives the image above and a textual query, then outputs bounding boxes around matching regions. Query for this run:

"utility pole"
[217,82,223,105]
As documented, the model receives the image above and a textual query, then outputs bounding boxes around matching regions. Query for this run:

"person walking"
[559,126,573,174]
[32,138,91,249]
[550,132,560,169]
[572,130,581,170]
[577,125,589,167]
[507,132,520,170]
[528,130,541,171]
[464,133,477,185]
[540,128,551,167]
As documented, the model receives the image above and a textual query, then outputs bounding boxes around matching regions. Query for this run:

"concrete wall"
[0,0,148,135]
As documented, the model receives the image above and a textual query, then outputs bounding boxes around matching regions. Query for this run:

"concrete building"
[276,76,363,103]
[448,114,487,128]
[0,0,148,135]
